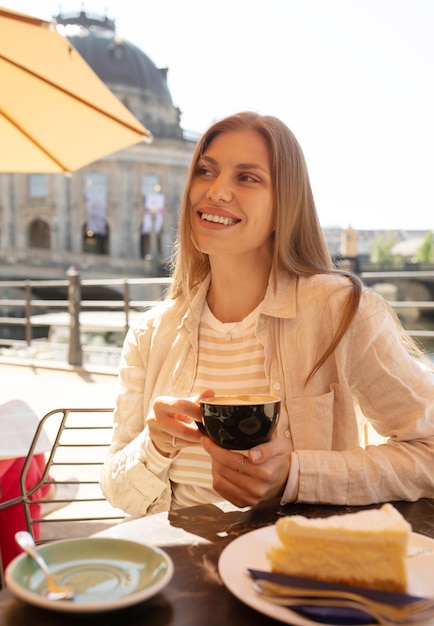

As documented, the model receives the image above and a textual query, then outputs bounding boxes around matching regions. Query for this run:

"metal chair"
[19,407,125,545]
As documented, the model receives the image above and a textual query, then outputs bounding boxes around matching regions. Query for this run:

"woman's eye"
[240,173,259,183]
[197,166,213,177]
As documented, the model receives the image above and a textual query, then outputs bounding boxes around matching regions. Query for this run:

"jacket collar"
[183,269,297,329]
[260,268,297,319]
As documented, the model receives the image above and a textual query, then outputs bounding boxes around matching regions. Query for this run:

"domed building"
[0,10,197,277]
[60,11,183,141]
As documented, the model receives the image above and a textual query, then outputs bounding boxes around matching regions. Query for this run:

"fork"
[252,579,434,624]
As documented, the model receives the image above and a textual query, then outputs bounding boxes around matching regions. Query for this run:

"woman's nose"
[206,176,232,203]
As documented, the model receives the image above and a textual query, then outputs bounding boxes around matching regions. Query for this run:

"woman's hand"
[147,390,214,457]
[201,436,290,508]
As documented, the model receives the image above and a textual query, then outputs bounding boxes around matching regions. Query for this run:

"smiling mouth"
[199,212,240,226]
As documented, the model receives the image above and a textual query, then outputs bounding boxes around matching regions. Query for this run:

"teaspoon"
[15,531,74,601]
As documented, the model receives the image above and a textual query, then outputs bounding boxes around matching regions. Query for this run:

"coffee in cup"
[198,395,280,450]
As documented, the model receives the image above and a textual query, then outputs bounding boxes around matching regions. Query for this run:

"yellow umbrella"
[0,6,152,173]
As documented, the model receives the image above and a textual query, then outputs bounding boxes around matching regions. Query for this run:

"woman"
[101,112,434,517]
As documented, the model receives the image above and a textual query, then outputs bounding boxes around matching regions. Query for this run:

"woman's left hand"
[200,436,290,508]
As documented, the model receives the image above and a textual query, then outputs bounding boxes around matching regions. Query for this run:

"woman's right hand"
[146,390,214,457]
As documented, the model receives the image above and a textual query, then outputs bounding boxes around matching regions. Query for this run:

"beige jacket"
[100,271,434,516]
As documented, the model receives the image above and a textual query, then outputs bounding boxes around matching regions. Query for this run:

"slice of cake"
[267,504,411,592]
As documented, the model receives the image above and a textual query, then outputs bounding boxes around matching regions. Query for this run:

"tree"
[416,231,434,263]
[370,235,401,265]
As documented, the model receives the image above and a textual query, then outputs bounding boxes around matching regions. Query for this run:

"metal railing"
[0,271,172,368]
[0,270,433,368]
[360,270,434,342]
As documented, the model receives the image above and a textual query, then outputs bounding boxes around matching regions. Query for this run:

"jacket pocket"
[286,387,335,450]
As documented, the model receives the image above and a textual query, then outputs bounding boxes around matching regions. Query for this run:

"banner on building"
[85,174,107,235]
[142,192,164,234]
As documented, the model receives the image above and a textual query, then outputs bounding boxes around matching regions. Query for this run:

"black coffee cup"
[198,395,281,450]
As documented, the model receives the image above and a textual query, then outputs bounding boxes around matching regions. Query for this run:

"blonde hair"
[169,112,364,380]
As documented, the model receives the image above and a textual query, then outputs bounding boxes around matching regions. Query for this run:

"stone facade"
[0,10,197,269]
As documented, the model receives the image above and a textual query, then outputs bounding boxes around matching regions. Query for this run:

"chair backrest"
[19,407,125,545]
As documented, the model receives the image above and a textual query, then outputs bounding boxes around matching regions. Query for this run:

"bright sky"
[4,0,434,230]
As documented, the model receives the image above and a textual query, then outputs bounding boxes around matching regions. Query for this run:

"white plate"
[218,527,434,626]
[5,537,174,613]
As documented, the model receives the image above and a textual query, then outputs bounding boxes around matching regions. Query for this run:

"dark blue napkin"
[248,569,425,625]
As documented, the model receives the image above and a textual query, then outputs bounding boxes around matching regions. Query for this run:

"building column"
[5,174,16,247]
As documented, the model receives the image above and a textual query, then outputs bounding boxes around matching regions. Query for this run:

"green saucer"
[6,537,173,612]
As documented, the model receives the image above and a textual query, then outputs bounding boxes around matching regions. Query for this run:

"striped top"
[146,301,268,509]
[193,301,269,395]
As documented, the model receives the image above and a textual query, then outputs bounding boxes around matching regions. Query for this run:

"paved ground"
[0,361,117,419]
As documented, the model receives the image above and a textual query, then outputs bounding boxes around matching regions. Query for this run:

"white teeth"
[200,212,237,226]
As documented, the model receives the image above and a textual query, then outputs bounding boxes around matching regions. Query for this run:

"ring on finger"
[172,435,177,448]
[237,456,247,474]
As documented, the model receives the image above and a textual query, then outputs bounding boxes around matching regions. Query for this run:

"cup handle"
[196,420,208,435]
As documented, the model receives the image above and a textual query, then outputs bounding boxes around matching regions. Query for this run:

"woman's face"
[189,129,275,263]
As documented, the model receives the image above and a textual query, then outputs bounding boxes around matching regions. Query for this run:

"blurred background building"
[0,9,431,282]
[0,10,198,279]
